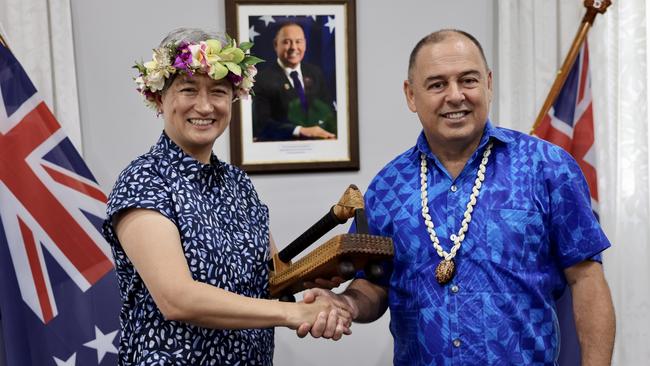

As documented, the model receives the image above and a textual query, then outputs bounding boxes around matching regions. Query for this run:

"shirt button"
[450,185,458,192]
[453,338,462,347]
[450,284,459,293]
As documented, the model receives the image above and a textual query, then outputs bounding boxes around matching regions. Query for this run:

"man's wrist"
[340,291,360,321]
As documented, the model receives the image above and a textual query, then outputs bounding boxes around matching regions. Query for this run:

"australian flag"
[533,40,599,213]
[0,41,120,365]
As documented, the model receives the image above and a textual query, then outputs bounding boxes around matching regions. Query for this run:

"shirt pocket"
[485,209,545,271]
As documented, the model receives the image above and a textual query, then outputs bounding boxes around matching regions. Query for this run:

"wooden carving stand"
[269,185,394,301]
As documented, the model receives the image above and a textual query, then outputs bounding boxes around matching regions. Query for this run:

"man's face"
[403,35,493,150]
[274,24,306,68]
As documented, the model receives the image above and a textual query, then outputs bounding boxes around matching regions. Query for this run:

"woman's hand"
[287,292,352,341]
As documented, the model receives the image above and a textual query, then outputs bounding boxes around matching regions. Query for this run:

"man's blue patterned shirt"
[365,121,610,365]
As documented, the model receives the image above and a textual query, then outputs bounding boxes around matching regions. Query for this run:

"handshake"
[270,185,393,341]
[290,286,356,341]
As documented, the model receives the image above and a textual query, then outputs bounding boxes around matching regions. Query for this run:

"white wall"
[70,1,495,365]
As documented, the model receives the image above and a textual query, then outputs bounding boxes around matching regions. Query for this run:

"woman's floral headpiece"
[133,37,263,110]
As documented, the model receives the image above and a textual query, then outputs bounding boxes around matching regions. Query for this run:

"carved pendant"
[435,259,455,285]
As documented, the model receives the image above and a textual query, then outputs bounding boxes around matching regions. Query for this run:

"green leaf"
[133,62,146,73]
[205,39,223,53]
[208,62,229,80]
[220,47,245,63]
[224,62,242,76]
[239,42,254,52]
[243,55,264,65]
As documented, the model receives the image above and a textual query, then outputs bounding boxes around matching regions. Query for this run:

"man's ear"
[403,79,417,113]
[486,69,493,103]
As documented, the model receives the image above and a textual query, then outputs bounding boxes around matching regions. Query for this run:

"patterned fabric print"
[103,132,273,365]
[365,121,610,366]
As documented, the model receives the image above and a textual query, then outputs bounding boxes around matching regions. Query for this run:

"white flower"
[246,65,257,78]
[143,59,159,72]
[135,76,146,90]
[152,47,172,67]
[142,49,175,92]
[241,77,254,90]
[146,72,166,92]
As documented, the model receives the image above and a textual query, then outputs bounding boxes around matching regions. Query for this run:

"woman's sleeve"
[105,161,175,229]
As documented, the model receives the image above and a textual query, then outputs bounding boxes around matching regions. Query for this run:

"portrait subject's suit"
[252,62,336,141]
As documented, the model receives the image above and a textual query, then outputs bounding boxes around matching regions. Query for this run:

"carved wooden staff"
[268,185,393,301]
[530,0,611,134]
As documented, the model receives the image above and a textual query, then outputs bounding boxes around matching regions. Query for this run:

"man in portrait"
[252,21,337,141]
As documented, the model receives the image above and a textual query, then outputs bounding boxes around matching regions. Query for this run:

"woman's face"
[158,73,233,163]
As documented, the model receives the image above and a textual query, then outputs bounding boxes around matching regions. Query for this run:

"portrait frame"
[225,0,359,173]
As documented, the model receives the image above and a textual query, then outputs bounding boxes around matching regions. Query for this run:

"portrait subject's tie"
[290,70,309,112]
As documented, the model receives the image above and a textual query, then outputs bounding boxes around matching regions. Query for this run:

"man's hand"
[299,126,336,139]
[296,288,356,340]
[296,279,388,340]
[302,276,346,290]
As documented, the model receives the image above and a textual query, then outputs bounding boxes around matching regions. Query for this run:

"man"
[253,22,337,141]
[300,29,615,365]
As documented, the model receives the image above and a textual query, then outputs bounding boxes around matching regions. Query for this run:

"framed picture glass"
[225,0,359,173]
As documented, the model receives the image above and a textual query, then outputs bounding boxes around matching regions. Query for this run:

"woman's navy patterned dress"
[103,132,274,365]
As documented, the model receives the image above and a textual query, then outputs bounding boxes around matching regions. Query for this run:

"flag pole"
[530,0,611,135]
[0,31,8,48]
[0,21,8,49]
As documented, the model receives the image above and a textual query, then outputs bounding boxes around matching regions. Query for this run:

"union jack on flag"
[0,42,120,364]
[533,40,600,366]
[533,41,599,214]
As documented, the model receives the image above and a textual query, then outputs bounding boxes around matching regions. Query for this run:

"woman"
[103,28,350,365]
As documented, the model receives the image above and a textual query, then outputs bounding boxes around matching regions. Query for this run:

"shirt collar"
[416,119,512,158]
[277,58,302,78]
[154,131,225,182]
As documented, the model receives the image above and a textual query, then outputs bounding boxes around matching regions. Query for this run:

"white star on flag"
[83,326,118,363]
[53,353,76,366]
[324,16,336,34]
[249,25,260,42]
[259,15,275,27]
[308,15,317,21]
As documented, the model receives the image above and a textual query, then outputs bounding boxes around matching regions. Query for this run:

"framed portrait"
[225,0,359,173]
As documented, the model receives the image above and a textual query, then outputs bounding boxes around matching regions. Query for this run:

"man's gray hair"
[407,29,489,82]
